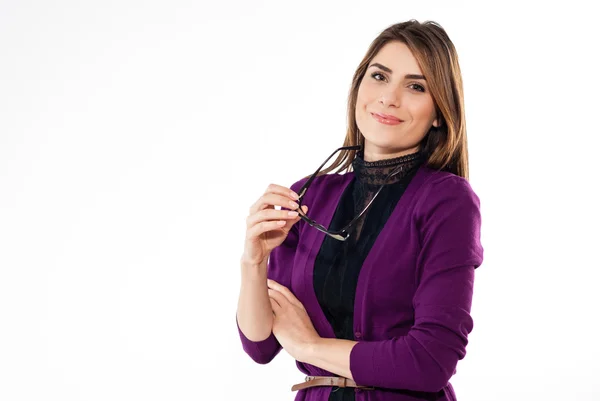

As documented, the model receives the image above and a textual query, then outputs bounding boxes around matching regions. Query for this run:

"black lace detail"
[347,149,425,241]
[351,150,424,187]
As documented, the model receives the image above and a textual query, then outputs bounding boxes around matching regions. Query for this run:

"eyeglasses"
[295,145,408,241]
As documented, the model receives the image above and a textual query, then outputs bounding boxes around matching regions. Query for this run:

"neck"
[362,144,421,163]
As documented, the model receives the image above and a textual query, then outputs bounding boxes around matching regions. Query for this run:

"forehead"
[371,41,423,75]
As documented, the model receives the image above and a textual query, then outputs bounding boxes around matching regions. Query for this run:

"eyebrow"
[368,63,426,80]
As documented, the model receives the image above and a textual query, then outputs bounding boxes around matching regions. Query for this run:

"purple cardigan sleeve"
[349,175,484,392]
[236,179,307,364]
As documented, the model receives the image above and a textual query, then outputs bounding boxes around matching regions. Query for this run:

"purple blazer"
[237,163,484,400]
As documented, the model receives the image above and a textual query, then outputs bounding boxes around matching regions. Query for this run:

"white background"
[1,1,599,400]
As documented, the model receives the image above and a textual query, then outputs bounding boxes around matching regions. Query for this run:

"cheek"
[355,87,376,122]
[356,88,366,111]
[411,98,436,121]
[355,90,368,118]
[357,83,377,105]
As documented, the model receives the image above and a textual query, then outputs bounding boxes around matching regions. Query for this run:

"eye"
[409,83,426,92]
[370,72,387,82]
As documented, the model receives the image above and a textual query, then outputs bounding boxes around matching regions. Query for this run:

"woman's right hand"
[242,183,308,267]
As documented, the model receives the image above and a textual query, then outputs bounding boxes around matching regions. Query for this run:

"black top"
[312,149,425,400]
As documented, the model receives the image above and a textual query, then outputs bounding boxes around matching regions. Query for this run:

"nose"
[378,88,401,108]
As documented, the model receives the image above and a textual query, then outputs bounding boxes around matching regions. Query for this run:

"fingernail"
[290,191,299,200]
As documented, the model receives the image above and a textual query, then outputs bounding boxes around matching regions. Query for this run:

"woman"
[236,20,484,401]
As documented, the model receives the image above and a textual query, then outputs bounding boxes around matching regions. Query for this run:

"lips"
[372,112,402,122]
[371,112,404,125]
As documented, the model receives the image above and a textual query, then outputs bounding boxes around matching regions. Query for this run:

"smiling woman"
[236,19,484,401]
[355,43,440,159]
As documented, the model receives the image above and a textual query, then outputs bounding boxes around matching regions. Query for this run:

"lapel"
[293,165,433,337]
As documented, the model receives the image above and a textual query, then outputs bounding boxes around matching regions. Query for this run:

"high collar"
[351,149,425,186]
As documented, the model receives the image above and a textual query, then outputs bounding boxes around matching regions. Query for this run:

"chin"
[361,135,420,154]
[361,130,402,147]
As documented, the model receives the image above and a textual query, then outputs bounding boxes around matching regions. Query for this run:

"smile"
[371,113,404,126]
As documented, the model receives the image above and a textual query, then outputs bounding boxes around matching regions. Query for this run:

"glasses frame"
[294,145,407,241]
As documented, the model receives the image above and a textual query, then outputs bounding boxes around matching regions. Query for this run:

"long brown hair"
[319,20,471,179]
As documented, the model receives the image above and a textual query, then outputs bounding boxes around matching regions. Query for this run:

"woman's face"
[355,41,439,161]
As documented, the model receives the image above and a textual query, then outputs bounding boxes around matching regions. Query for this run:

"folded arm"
[236,179,307,364]
[304,176,484,392]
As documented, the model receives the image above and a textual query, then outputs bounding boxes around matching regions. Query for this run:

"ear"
[432,115,441,128]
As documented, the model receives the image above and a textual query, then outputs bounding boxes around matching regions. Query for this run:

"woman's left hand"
[267,279,321,363]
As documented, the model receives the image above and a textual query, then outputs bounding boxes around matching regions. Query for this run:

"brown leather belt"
[291,376,375,392]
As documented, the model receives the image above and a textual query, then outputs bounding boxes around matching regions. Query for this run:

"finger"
[249,193,300,216]
[246,208,299,229]
[249,183,300,214]
[280,205,308,231]
[295,205,308,221]
[268,281,305,310]
[269,298,280,315]
[269,294,282,308]
[246,220,287,240]
[268,289,288,308]
[264,183,300,201]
